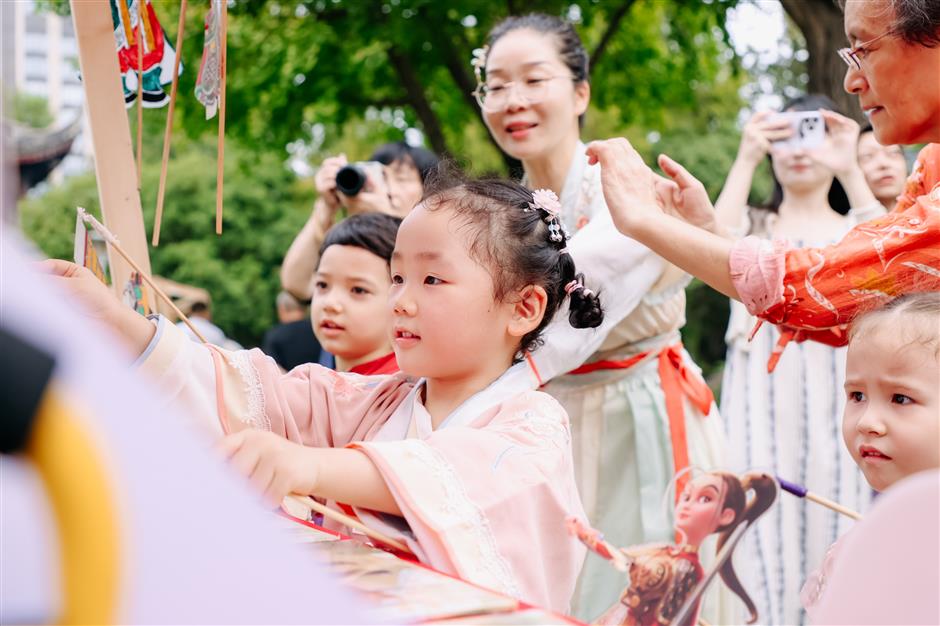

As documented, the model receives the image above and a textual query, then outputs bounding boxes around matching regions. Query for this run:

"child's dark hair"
[485,14,589,127]
[370,141,440,184]
[420,169,603,360]
[317,213,401,268]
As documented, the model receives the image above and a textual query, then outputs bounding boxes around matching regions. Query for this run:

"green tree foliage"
[20,135,311,347]
[8,92,55,129]
[28,0,769,376]
[156,0,743,173]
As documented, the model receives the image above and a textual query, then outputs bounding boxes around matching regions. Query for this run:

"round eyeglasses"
[837,30,894,70]
[473,76,576,112]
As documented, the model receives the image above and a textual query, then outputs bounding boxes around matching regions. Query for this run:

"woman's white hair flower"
[471,46,488,83]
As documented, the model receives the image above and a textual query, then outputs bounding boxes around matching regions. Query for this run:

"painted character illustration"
[569,471,778,625]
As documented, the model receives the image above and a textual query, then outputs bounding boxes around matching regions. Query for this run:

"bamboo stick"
[136,1,144,188]
[287,495,412,554]
[77,207,208,344]
[215,0,227,235]
[152,0,188,247]
[777,476,862,521]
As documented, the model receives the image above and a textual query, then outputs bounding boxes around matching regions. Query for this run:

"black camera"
[335,161,384,196]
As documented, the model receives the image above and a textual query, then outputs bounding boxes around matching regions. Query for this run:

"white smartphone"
[772,110,825,150]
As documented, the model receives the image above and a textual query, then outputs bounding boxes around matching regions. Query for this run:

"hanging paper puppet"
[569,470,778,626]
[195,0,223,120]
[110,0,182,108]
[121,271,153,316]
[73,212,108,285]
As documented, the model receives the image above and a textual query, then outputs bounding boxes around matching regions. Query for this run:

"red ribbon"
[569,343,714,507]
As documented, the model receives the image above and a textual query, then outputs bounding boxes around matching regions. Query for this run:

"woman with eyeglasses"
[585,0,940,356]
[473,14,730,622]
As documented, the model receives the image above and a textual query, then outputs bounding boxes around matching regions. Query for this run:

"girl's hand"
[218,430,320,508]
[585,138,661,237]
[655,154,720,234]
[807,110,863,179]
[39,259,156,354]
[737,111,792,166]
[39,259,123,322]
[314,155,348,213]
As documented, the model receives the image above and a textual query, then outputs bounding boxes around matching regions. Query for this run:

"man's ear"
[507,285,548,338]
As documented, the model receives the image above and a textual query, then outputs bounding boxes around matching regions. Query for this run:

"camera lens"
[335,165,367,196]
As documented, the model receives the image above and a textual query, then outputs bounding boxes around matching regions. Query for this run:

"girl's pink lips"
[859,445,892,462]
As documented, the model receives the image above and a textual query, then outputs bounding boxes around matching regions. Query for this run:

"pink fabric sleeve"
[238,349,414,447]
[729,235,790,315]
[351,391,587,613]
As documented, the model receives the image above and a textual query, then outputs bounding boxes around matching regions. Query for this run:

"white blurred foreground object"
[0,232,367,624]
[811,470,940,625]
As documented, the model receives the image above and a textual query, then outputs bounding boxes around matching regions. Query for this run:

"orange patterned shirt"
[731,143,940,350]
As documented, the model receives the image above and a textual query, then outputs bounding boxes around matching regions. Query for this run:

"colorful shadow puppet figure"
[110,0,182,108]
[569,470,778,625]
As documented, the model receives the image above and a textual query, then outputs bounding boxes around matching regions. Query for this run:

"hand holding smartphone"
[771,110,825,150]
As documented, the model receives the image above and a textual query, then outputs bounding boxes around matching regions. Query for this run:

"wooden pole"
[152,0,187,247]
[215,0,227,235]
[70,0,151,294]
[136,0,144,188]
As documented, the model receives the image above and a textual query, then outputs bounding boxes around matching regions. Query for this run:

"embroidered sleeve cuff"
[729,235,788,316]
[131,314,165,368]
[135,314,189,378]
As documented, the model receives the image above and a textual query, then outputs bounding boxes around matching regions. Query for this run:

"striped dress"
[720,208,875,625]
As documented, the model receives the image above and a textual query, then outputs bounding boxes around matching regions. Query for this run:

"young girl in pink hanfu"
[801,292,940,620]
[44,178,605,613]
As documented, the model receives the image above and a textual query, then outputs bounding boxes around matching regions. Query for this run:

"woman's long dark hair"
[762,94,851,215]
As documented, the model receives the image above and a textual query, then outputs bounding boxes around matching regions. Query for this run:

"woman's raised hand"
[655,154,720,234]
[738,111,792,166]
[585,138,661,237]
[808,110,863,179]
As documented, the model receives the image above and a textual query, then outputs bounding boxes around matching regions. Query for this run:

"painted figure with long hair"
[570,471,778,626]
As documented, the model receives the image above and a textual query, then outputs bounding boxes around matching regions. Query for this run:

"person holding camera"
[714,94,880,626]
[280,141,438,301]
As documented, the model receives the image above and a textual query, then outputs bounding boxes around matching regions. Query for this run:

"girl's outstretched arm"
[219,429,402,515]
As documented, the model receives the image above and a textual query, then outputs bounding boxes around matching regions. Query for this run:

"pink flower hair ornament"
[527,188,568,243]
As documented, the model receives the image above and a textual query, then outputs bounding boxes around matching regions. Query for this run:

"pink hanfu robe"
[136,317,587,612]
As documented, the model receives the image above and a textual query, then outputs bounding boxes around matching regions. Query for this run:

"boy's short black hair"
[317,213,402,267]
[369,142,440,184]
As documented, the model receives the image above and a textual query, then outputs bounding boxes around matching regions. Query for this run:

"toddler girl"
[802,292,940,617]
[44,177,604,613]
